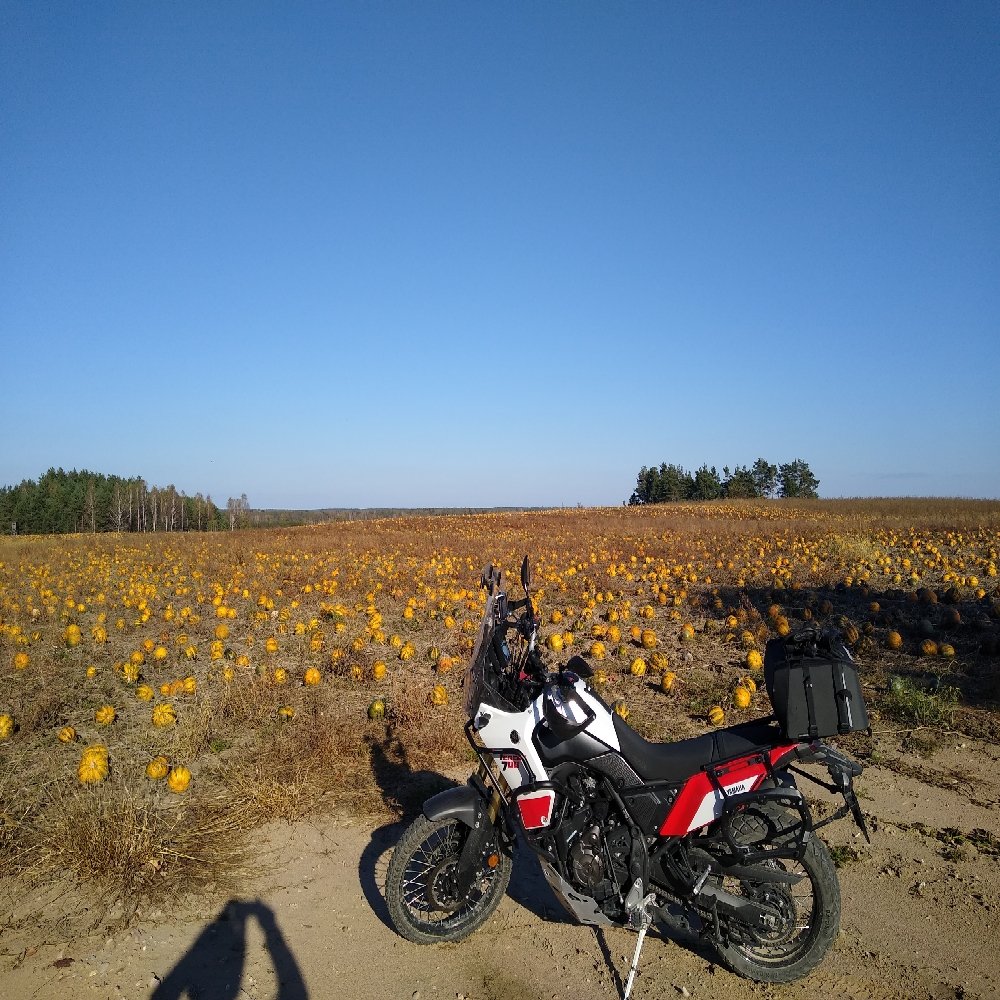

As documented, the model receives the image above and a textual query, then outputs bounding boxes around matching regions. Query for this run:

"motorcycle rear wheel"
[386,815,512,944]
[709,802,841,983]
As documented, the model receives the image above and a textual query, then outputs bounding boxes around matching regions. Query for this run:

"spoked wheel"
[708,803,841,983]
[386,815,512,944]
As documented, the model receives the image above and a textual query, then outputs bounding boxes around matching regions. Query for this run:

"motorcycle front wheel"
[709,802,841,983]
[386,814,512,944]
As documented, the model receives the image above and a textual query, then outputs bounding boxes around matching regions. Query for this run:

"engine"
[558,769,634,908]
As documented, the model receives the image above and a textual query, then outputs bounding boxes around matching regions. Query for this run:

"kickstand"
[622,894,656,1000]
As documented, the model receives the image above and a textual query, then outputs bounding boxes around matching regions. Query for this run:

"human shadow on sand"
[150,898,307,1000]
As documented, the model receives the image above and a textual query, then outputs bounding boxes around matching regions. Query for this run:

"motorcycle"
[385,558,870,994]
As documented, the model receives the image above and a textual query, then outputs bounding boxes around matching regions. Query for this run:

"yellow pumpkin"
[733,685,752,710]
[430,684,448,707]
[166,765,191,793]
[57,725,76,743]
[745,650,764,671]
[0,714,14,740]
[372,660,388,680]
[629,657,647,677]
[887,630,904,650]
[145,755,170,780]
[304,666,322,686]
[137,683,155,702]
[640,629,657,650]
[920,639,939,657]
[152,703,177,727]
[660,671,677,693]
[278,705,295,720]
[548,633,564,653]
[612,699,629,720]
[367,698,387,721]
[94,705,116,726]
[707,705,725,726]
[78,745,109,784]
[589,640,607,660]
[680,624,696,642]
[13,651,29,671]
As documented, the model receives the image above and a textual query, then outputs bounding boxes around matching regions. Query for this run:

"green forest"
[627,458,819,505]
[0,468,247,535]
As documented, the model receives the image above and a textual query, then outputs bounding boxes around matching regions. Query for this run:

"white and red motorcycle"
[385,559,869,993]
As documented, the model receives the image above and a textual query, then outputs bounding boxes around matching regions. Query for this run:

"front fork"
[422,763,508,896]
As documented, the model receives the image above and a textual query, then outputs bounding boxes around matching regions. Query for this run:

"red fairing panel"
[658,744,798,837]
[517,790,556,830]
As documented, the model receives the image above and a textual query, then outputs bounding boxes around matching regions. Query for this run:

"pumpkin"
[145,755,170,780]
[739,675,757,694]
[182,675,197,695]
[707,705,725,726]
[367,698,387,721]
[592,667,608,688]
[399,641,416,661]
[372,660,388,680]
[94,705,116,726]
[547,633,564,653]
[612,699,629,720]
[78,745,109,784]
[745,650,763,671]
[57,725,76,743]
[64,624,82,647]
[629,657,647,677]
[278,705,295,720]
[136,684,155,702]
[435,656,453,675]
[680,624,696,642]
[640,629,657,650]
[733,685,752,710]
[152,703,177,727]
[887,631,904,650]
[660,671,677,693]
[940,643,956,658]
[589,641,607,660]
[920,639,939,657]
[166,765,191,793]
[430,684,448,707]
[13,651,29,671]
[304,666,322,686]
[0,714,14,740]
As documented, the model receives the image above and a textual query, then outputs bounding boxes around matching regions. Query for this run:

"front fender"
[423,782,487,829]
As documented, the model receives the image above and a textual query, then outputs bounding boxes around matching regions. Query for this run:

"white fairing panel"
[474,697,547,789]
[474,676,621,788]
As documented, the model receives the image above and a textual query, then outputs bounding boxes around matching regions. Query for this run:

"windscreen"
[462,591,496,716]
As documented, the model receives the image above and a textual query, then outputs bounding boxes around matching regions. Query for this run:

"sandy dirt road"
[2,735,999,1000]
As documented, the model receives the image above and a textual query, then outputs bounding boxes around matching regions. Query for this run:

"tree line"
[0,468,252,535]
[627,458,819,505]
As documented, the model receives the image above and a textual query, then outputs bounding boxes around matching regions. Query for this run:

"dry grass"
[1,499,998,932]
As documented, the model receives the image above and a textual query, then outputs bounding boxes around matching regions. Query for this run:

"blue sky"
[2,2,998,508]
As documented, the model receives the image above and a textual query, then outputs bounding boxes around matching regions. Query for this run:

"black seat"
[612,715,784,784]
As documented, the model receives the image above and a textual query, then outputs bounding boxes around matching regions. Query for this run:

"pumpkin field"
[2,498,1000,943]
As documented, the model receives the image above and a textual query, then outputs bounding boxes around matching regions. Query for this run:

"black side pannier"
[764,628,869,741]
